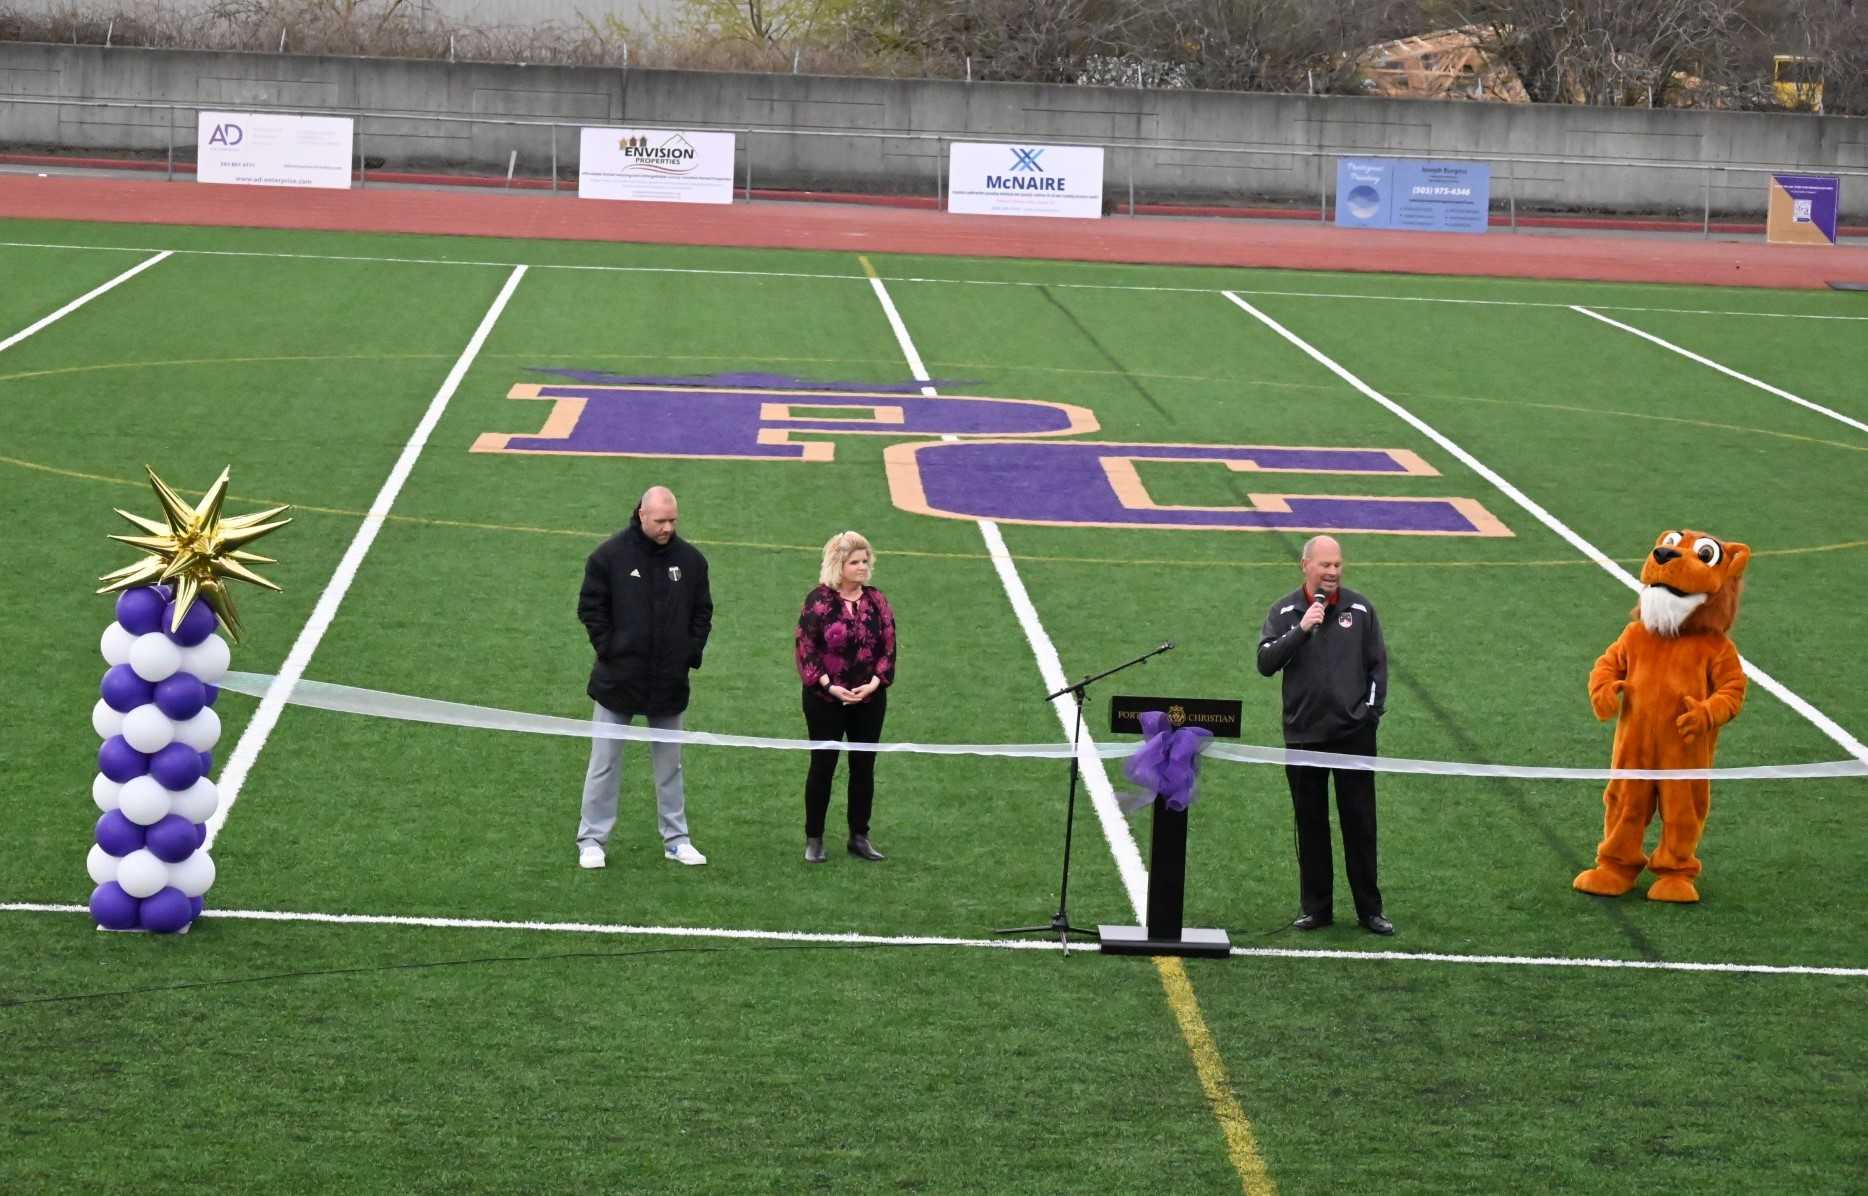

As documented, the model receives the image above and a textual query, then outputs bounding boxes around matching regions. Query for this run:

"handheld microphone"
[1306,589,1328,634]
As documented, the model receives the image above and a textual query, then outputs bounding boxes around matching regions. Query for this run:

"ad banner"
[196,111,354,190]
[947,142,1105,219]
[1336,158,1491,234]
[578,128,737,205]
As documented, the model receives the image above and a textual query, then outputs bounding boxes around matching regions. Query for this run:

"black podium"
[1098,696,1239,960]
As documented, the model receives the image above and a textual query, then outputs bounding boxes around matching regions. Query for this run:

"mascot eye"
[1660,531,1683,548]
[1693,538,1722,566]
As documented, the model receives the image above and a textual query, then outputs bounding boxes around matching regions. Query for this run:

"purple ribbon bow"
[1119,710,1214,814]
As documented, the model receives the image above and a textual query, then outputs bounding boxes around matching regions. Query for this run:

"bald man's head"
[637,486,678,545]
[1300,535,1343,595]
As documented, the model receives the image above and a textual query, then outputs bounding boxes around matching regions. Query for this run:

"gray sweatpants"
[576,703,689,849]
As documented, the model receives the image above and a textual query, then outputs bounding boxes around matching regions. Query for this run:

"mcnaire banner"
[947,143,1106,219]
[1766,174,1840,246]
[578,128,736,205]
[196,111,353,190]
[1335,158,1492,233]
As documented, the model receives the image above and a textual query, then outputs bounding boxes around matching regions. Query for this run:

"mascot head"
[1635,528,1749,637]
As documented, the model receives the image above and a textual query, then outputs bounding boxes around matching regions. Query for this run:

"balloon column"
[88,466,289,934]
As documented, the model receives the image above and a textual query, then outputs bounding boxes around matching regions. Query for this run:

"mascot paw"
[1647,875,1700,903]
[1676,697,1713,742]
[1573,867,1639,897]
[1590,683,1623,722]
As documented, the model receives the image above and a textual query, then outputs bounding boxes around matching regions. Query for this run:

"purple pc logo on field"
[474,371,1511,537]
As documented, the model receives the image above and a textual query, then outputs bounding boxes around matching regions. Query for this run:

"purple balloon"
[198,751,214,777]
[91,881,141,930]
[203,684,220,707]
[146,814,198,863]
[194,821,207,849]
[114,587,166,635]
[154,672,207,720]
[190,895,205,920]
[101,664,156,714]
[150,742,204,791]
[163,599,219,647]
[139,886,194,933]
[95,810,146,856]
[98,736,149,783]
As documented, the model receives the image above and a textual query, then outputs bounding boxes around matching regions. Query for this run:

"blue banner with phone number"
[1335,158,1492,234]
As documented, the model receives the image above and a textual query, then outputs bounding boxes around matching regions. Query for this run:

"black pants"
[1284,722,1382,921]
[802,688,888,837]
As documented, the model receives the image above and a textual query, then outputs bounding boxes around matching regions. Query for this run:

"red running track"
[2,173,1863,289]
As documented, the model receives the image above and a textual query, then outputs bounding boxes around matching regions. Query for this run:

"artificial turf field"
[3,217,1866,1193]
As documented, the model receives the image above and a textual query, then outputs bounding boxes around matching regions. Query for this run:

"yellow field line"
[1156,957,1277,1194]
[873,245,1272,1188]
[12,452,1863,568]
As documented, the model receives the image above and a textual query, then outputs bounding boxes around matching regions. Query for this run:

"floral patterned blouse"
[795,584,897,703]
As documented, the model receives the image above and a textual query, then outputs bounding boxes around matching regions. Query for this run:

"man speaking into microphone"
[1255,535,1394,935]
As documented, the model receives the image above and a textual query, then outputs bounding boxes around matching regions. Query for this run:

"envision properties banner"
[947,142,1106,219]
[1335,158,1492,233]
[578,128,737,205]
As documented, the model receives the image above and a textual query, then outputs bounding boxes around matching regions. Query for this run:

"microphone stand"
[997,641,1175,954]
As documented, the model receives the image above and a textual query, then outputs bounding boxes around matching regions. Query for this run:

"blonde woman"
[794,531,898,863]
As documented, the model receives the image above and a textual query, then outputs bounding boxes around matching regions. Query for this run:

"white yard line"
[864,267,1150,920]
[1572,304,1868,436]
[206,265,529,846]
[3,239,1863,322]
[1222,290,1868,765]
[0,250,171,354]
[6,902,1863,977]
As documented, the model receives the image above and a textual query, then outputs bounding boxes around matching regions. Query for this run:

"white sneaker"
[664,842,707,866]
[578,844,606,870]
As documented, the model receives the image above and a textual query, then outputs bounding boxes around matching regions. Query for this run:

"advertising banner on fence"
[947,142,1105,219]
[196,111,354,190]
[578,128,736,204]
[1766,174,1840,246]
[1335,158,1491,233]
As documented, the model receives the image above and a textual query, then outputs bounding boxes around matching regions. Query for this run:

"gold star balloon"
[97,466,291,643]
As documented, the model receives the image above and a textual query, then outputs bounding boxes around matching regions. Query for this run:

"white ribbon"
[217,672,1868,783]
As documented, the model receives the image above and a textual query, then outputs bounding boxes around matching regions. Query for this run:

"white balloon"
[183,634,231,684]
[117,775,173,826]
[170,849,215,898]
[101,622,134,666]
[92,773,123,813]
[92,699,125,740]
[172,777,219,823]
[86,843,119,886]
[174,706,222,752]
[120,704,176,754]
[128,633,183,684]
[116,849,169,899]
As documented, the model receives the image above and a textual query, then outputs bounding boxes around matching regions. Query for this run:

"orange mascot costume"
[1575,529,1749,903]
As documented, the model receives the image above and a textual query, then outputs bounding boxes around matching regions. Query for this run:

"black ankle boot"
[847,834,885,862]
[804,836,826,864]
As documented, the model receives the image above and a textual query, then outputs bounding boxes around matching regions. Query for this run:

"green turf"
[3,218,1866,1193]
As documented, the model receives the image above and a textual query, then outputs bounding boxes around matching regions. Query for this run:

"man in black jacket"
[575,486,714,870]
[1256,535,1394,935]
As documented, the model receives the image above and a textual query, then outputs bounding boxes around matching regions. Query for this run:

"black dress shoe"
[1291,913,1332,931]
[804,836,826,864]
[1361,914,1395,936]
[847,834,886,862]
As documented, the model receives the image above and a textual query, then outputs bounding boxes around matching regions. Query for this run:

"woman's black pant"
[802,688,888,837]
